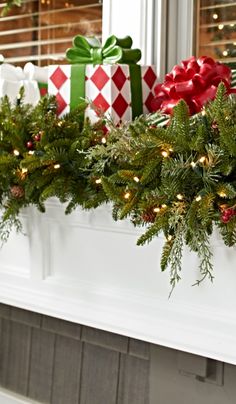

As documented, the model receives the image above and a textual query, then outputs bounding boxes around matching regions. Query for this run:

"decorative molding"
[1,200,236,365]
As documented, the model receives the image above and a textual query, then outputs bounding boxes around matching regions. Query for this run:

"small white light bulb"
[124,192,131,199]
[161,151,169,158]
[219,191,226,198]
[199,156,206,163]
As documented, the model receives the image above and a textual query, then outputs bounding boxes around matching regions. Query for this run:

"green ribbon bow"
[66,35,142,65]
[66,34,143,120]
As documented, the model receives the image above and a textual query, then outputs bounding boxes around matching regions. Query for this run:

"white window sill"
[0,198,236,365]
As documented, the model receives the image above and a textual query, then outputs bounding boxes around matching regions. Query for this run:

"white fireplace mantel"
[0,198,236,365]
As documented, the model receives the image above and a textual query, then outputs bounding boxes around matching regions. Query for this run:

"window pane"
[196,0,236,63]
[0,0,103,66]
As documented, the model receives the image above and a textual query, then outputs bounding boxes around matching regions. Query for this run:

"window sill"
[0,198,235,365]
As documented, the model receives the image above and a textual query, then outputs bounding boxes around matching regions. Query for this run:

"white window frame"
[103,0,195,77]
[166,0,195,71]
[103,0,168,79]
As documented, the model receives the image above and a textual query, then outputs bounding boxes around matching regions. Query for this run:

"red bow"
[151,56,235,115]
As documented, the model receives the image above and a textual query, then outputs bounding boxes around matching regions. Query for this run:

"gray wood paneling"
[0,304,150,404]
[5,321,31,396]
[0,319,11,387]
[80,343,120,404]
[129,338,150,360]
[82,326,128,353]
[0,304,11,319]
[11,307,41,328]
[42,315,81,340]
[51,335,82,404]
[118,354,149,404]
[149,344,236,404]
[28,328,55,403]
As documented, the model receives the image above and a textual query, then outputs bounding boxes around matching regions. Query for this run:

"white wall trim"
[1,269,236,366]
[1,200,236,366]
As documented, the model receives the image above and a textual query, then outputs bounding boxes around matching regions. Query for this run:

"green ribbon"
[66,35,141,65]
[66,35,143,119]
[129,64,143,119]
[70,65,86,109]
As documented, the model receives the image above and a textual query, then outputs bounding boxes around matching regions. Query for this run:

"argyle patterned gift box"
[48,63,157,124]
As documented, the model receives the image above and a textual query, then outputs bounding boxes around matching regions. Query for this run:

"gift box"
[0,63,41,106]
[24,63,48,97]
[48,35,157,124]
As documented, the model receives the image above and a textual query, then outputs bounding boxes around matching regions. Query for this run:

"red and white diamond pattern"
[142,66,157,114]
[85,64,132,124]
[48,64,157,123]
[48,65,71,116]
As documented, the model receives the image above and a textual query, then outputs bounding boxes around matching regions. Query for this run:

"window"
[195,0,236,63]
[0,0,103,66]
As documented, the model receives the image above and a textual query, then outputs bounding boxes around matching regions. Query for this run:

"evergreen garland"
[0,83,236,287]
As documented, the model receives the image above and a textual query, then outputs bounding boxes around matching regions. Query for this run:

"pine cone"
[141,208,156,223]
[10,185,24,199]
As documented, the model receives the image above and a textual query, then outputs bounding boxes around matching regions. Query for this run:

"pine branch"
[167,222,184,295]
[101,177,124,204]
[192,230,214,286]
[0,215,22,244]
[137,216,167,246]
[119,194,139,220]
